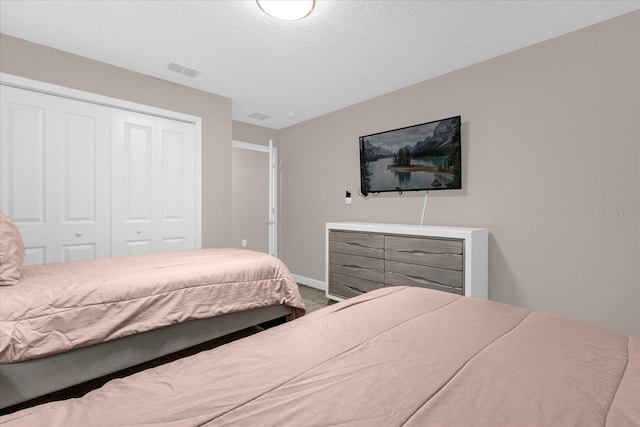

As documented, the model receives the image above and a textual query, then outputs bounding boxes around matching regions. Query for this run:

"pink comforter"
[2,286,637,426]
[0,249,305,364]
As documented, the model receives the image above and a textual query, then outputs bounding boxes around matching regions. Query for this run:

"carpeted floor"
[298,283,333,313]
[0,284,331,415]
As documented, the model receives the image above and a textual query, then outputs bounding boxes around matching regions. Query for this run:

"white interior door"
[231,140,278,257]
[156,117,196,252]
[51,97,111,262]
[0,86,54,264]
[0,86,110,264]
[2,76,202,263]
[111,109,196,257]
[111,110,157,256]
[268,141,278,257]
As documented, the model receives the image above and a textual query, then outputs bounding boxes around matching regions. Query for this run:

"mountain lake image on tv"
[359,116,461,196]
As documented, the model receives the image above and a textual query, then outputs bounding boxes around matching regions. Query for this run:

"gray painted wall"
[275,11,639,336]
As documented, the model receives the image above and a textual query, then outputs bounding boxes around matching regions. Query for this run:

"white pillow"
[0,211,26,285]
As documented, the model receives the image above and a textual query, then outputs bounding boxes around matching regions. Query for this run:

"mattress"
[0,249,305,364]
[1,286,637,426]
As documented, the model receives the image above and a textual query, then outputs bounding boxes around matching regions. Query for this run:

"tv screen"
[359,116,461,196]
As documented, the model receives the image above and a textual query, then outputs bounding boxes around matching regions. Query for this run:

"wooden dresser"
[326,222,488,301]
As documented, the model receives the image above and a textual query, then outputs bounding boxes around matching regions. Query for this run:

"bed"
[0,241,305,409]
[1,286,637,426]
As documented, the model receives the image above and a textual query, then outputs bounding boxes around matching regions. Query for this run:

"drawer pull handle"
[136,228,143,234]
[391,271,442,287]
[75,230,83,237]
[389,272,461,292]
[343,264,383,271]
[397,249,432,256]
[345,242,374,249]
[344,264,364,269]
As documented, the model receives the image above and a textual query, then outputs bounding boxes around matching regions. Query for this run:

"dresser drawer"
[327,223,487,301]
[329,231,384,258]
[330,252,384,282]
[385,235,463,270]
[385,260,463,295]
[329,272,383,299]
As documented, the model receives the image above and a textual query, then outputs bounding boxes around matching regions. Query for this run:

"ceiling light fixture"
[256,0,315,21]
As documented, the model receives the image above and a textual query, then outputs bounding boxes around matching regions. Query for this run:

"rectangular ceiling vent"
[182,67,200,78]
[248,112,271,121]
[167,62,200,78]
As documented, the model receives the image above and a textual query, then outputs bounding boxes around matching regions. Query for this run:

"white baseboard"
[292,274,326,292]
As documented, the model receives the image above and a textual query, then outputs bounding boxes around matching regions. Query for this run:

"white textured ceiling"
[1,1,638,129]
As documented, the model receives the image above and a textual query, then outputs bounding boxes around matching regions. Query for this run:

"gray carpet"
[298,284,333,313]
[0,283,331,415]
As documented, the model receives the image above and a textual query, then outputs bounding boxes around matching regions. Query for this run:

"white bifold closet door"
[1,84,197,264]
[110,110,196,257]
[0,85,110,265]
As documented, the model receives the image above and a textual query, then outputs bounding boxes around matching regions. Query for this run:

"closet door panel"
[158,118,196,252]
[52,98,110,262]
[111,110,157,257]
[127,125,153,220]
[0,86,55,264]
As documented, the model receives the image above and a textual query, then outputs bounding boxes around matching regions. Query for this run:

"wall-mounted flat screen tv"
[359,116,461,196]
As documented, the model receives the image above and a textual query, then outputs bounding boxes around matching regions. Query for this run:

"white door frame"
[231,140,278,257]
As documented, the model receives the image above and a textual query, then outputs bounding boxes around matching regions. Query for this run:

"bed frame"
[0,304,291,409]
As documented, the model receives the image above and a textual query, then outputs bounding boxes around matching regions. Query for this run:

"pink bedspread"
[1,286,637,426]
[0,249,305,364]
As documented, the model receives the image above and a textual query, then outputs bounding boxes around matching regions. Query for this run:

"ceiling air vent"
[167,62,200,78]
[182,67,200,78]
[248,112,271,120]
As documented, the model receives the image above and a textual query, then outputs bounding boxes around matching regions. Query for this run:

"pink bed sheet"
[0,249,305,364]
[2,286,637,426]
